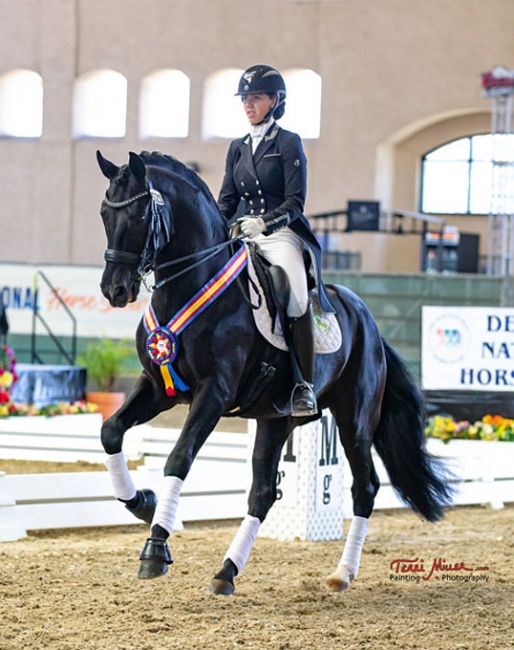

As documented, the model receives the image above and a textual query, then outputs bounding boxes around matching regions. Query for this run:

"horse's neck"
[148,166,232,317]
[151,220,232,320]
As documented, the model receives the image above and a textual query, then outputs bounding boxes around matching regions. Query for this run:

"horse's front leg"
[210,417,294,595]
[137,386,228,580]
[102,371,177,526]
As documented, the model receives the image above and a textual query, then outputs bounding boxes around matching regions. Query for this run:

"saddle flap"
[246,244,342,355]
[248,243,289,333]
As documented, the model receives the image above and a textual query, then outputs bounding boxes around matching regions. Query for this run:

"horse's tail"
[373,338,454,522]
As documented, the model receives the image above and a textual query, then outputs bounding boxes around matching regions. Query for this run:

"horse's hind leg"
[102,371,174,525]
[325,380,383,592]
[209,417,294,595]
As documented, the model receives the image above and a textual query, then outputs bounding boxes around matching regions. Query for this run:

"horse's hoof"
[326,566,353,592]
[138,560,169,580]
[125,489,157,525]
[209,578,235,596]
[138,538,173,580]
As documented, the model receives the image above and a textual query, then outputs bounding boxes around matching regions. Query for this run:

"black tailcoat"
[218,125,333,312]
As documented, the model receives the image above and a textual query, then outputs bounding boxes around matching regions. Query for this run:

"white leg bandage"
[105,452,137,501]
[151,476,184,534]
[223,515,261,574]
[338,516,369,578]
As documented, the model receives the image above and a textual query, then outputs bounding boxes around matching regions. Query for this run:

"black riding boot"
[288,306,318,417]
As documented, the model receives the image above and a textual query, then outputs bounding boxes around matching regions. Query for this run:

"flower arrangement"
[8,400,99,418]
[0,344,18,417]
[0,344,99,418]
[425,414,514,443]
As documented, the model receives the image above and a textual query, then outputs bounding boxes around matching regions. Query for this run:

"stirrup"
[291,382,318,417]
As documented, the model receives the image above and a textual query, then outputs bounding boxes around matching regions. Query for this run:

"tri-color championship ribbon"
[143,243,248,396]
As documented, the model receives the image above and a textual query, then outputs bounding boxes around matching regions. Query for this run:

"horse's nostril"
[109,285,129,307]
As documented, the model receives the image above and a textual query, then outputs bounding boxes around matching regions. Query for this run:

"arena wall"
[0,0,513,272]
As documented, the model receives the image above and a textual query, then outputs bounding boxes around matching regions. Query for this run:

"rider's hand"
[238,216,266,239]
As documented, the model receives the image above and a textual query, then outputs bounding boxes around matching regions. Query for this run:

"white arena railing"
[0,414,513,541]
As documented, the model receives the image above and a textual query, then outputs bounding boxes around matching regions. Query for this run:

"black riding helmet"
[236,65,286,121]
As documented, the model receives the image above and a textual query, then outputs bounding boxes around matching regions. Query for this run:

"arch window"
[202,68,247,140]
[73,69,127,138]
[139,69,190,138]
[421,134,514,214]
[281,68,321,139]
[0,69,43,137]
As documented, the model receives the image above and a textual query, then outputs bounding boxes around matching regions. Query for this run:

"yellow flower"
[0,371,13,387]
[425,414,514,442]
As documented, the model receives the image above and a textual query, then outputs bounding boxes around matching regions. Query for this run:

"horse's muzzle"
[101,276,141,308]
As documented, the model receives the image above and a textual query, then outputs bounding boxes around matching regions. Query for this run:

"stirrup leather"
[291,381,317,417]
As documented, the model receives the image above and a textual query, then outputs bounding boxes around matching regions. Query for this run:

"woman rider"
[217,64,333,417]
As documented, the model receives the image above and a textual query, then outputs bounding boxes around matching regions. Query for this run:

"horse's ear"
[128,152,146,180]
[96,150,119,180]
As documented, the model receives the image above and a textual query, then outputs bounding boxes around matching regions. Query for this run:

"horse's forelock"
[110,164,132,189]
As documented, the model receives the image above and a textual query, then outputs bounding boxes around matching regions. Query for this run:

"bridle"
[102,183,242,293]
[103,186,167,274]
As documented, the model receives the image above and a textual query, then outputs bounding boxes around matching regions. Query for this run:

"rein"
[152,240,240,291]
[102,183,246,292]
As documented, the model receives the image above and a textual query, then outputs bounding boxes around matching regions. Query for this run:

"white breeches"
[252,228,308,317]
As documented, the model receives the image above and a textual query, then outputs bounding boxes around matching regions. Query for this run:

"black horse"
[96,150,452,594]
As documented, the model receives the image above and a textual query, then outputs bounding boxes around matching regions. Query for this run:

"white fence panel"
[343,439,514,516]
[1,414,514,539]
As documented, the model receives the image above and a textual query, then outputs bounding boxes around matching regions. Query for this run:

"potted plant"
[77,338,134,420]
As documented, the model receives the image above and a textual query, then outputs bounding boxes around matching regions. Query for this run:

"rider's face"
[242,93,276,125]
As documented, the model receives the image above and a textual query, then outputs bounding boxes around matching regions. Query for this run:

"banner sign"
[315,414,342,513]
[422,306,514,391]
[0,263,151,339]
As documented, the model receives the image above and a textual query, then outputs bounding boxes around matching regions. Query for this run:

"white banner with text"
[422,305,514,391]
[0,263,151,339]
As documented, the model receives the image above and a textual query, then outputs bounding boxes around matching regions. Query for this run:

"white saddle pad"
[247,249,342,354]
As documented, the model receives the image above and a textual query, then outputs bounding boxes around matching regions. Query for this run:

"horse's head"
[97,150,171,308]
[97,149,229,308]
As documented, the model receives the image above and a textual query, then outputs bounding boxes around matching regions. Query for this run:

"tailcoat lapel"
[241,135,258,180]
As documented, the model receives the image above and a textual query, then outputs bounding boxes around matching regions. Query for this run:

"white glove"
[238,216,266,239]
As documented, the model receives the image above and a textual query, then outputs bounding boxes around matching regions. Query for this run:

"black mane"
[139,150,219,212]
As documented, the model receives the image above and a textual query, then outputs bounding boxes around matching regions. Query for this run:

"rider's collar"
[249,120,275,139]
